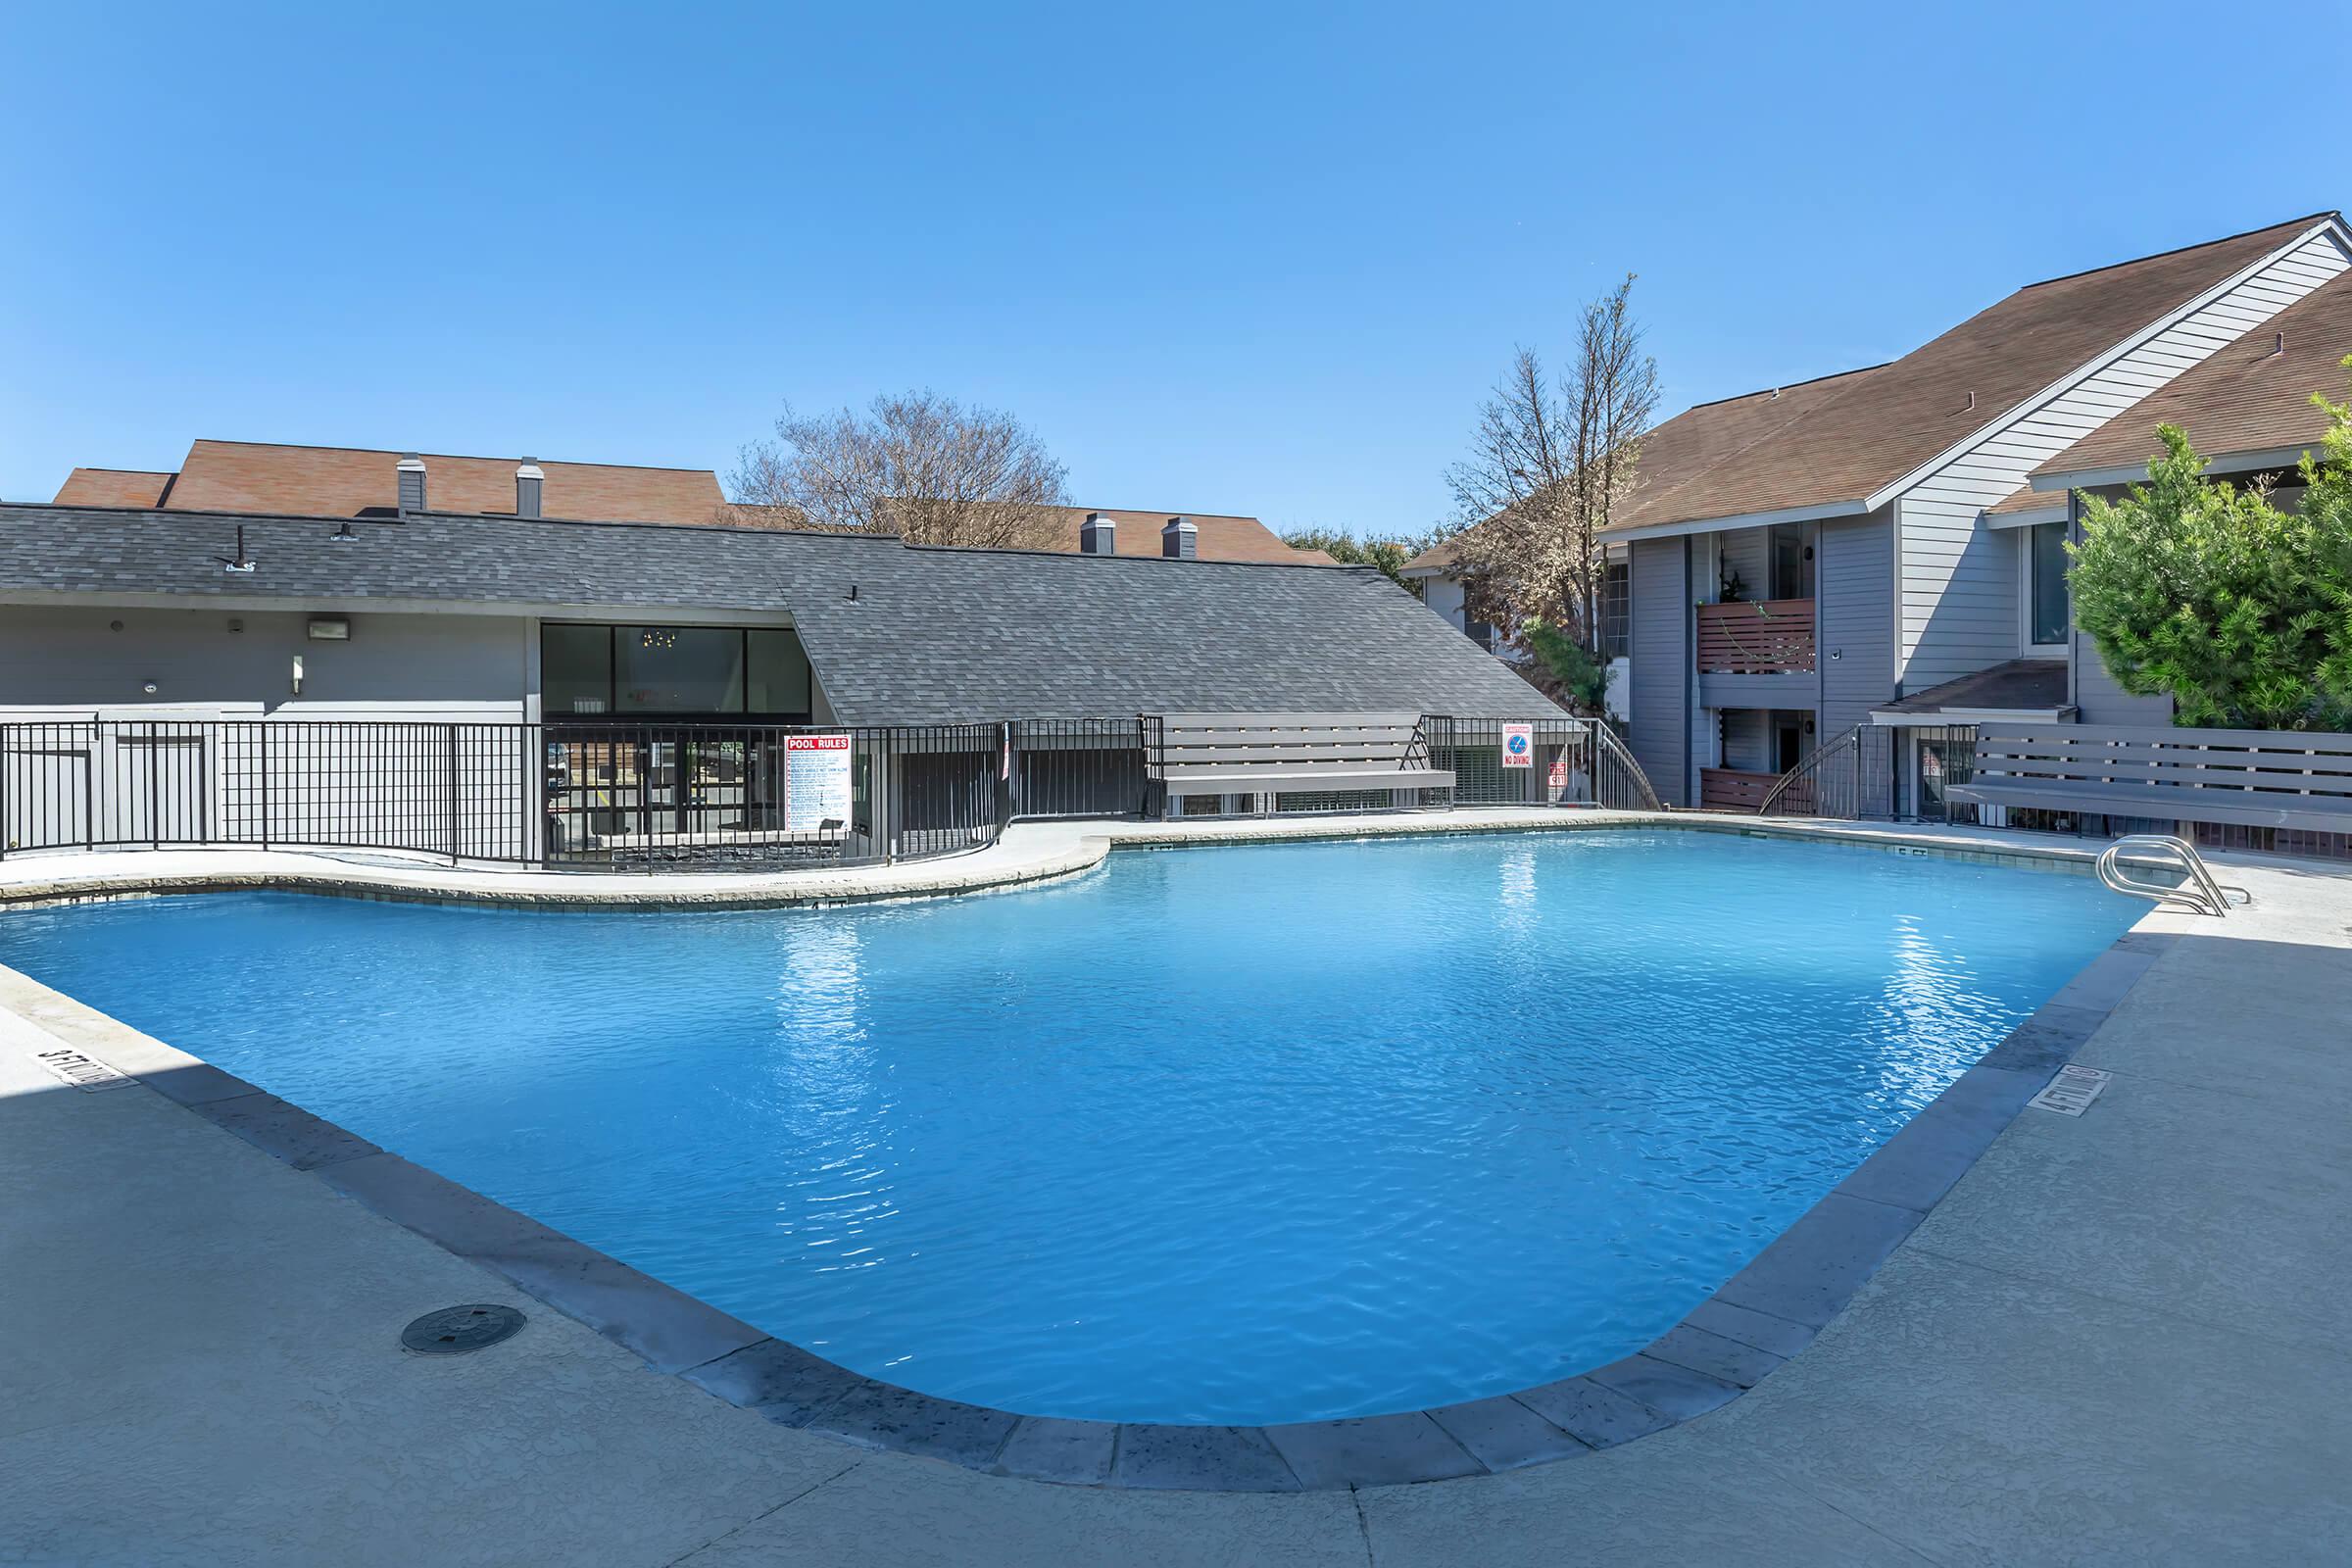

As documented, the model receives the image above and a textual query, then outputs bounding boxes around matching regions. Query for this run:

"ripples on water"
[0,832,2137,1422]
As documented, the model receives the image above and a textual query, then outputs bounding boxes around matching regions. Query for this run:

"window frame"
[2023,520,2071,657]
[539,622,814,721]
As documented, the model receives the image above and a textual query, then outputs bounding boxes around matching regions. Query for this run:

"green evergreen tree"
[2071,377,2352,730]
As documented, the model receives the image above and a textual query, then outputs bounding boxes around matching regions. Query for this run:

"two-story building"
[1411,212,2352,812]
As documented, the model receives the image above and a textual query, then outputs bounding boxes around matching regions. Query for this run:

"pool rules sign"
[782,734,854,832]
[1501,723,1535,768]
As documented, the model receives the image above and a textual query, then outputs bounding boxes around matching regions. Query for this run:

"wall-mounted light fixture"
[290,656,304,696]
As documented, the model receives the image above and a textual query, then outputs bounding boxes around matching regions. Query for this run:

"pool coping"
[0,808,2116,915]
[0,824,2174,1492]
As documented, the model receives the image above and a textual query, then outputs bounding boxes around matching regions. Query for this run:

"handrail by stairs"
[2096,834,2250,917]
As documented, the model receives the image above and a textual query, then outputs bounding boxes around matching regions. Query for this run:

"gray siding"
[1896,224,2350,688]
[0,606,531,720]
[1627,536,1690,805]
[1817,509,1895,736]
[1719,708,1770,771]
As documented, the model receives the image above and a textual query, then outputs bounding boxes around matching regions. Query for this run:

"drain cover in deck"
[402,1303,526,1354]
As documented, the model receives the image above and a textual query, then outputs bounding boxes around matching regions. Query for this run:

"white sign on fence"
[783,734,853,832]
[1501,723,1535,768]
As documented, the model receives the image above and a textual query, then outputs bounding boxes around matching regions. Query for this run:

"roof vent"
[2273,330,2286,358]
[1161,514,1198,561]
[1080,512,1116,555]
[396,454,426,515]
[515,458,544,519]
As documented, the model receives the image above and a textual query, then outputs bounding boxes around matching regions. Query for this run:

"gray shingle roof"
[0,504,1552,724]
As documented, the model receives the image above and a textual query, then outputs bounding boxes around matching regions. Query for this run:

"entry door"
[1918,737,1955,821]
[1774,718,1805,774]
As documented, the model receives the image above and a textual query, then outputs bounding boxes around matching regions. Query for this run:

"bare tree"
[1445,274,1660,651]
[728,390,1073,549]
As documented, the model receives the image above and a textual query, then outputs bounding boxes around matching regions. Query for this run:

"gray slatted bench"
[1155,712,1454,815]
[1950,723,2352,833]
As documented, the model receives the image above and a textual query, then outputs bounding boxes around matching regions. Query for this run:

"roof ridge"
[184,436,717,475]
[1681,362,1890,412]
[2017,213,2340,292]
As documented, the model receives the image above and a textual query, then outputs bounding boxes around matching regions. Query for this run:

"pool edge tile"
[191,1091,380,1172]
[318,1151,767,1375]
[1261,1412,1486,1490]
[1511,1377,1675,1449]
[1639,1323,1786,1390]
[679,1338,867,1428]
[1425,1396,1594,1472]
[1110,1425,1300,1493]
[803,1381,1022,1469]
[992,1416,1119,1486]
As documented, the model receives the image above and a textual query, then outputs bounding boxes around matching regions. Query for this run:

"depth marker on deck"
[2029,1064,2111,1117]
[31,1047,135,1093]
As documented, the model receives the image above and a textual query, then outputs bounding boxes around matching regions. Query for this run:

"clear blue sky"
[2,1,2337,537]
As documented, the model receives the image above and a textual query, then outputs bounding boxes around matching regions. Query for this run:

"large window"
[1600,562,1632,659]
[2030,523,2070,648]
[542,624,813,717]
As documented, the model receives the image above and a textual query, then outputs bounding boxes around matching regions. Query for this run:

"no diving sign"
[1501,723,1534,768]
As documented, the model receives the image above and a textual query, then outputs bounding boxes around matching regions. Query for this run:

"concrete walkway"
[2,845,2347,1564]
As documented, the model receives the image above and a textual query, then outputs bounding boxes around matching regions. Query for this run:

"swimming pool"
[0,831,2135,1425]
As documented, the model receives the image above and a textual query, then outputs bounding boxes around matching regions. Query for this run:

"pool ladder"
[2095,834,2249,918]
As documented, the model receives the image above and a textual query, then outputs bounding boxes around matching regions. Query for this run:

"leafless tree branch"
[725,390,1072,549]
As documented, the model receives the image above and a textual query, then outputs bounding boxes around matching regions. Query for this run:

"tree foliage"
[729,390,1071,549]
[2071,386,2352,730]
[1281,526,1451,591]
[1517,615,1609,712]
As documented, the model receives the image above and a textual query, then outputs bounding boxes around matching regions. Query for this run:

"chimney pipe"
[1080,512,1116,556]
[1161,514,1198,560]
[515,458,544,519]
[396,454,426,515]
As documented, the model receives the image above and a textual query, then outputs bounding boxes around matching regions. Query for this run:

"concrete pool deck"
[2,827,2348,1562]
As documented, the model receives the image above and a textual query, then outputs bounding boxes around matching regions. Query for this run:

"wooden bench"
[1154,712,1454,814]
[1950,723,2352,833]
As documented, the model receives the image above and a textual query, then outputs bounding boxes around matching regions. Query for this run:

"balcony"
[1695,598,1815,674]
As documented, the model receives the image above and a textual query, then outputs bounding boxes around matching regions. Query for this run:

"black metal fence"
[1755,722,1978,822]
[1425,716,1662,811]
[1,711,1651,873]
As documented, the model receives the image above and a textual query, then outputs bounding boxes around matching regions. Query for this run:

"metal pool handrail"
[2096,834,2249,917]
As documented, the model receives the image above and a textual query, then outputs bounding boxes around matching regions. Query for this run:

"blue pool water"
[0,832,2135,1424]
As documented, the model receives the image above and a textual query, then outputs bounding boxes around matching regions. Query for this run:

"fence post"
[446,722,461,867]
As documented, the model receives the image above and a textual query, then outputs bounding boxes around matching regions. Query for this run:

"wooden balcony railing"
[1695,598,1815,674]
[1700,766,1816,813]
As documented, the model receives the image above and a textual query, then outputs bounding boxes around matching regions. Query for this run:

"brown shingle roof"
[1984,483,2066,516]
[719,499,1331,564]
[53,468,174,508]
[1597,215,2331,535]
[1042,507,1332,564]
[1416,365,1884,569]
[1879,658,2073,715]
[139,440,727,524]
[2032,266,2352,482]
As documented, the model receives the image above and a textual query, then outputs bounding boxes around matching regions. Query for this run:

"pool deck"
[2,822,2348,1563]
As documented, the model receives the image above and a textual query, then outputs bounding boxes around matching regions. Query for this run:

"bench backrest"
[1154,712,1428,773]
[1970,723,2352,818]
